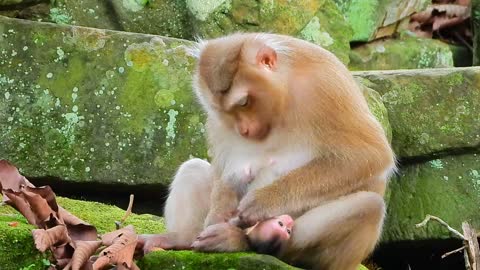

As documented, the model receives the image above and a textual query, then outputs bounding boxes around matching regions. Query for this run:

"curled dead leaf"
[101,225,135,246]
[4,189,38,226]
[95,226,137,269]
[68,223,98,242]
[25,186,59,213]
[72,240,102,270]
[22,189,56,223]
[0,160,32,201]
[59,206,89,225]
[33,225,71,252]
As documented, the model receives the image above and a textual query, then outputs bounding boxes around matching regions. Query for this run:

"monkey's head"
[245,214,294,256]
[192,34,289,141]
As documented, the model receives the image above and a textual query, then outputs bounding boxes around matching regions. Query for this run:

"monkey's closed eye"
[219,88,229,95]
[237,95,249,107]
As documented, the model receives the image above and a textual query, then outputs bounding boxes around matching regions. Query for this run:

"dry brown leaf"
[53,243,75,260]
[59,206,89,225]
[25,186,59,213]
[4,189,38,225]
[101,225,135,246]
[0,160,31,200]
[8,221,19,227]
[71,240,102,270]
[116,262,140,270]
[62,260,72,270]
[22,189,56,223]
[95,226,137,269]
[33,225,71,252]
[56,259,72,270]
[68,223,98,242]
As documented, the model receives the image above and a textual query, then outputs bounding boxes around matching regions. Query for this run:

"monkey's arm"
[204,176,240,227]
[237,153,393,225]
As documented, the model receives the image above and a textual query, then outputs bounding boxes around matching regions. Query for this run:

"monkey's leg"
[282,191,385,270]
[164,158,213,244]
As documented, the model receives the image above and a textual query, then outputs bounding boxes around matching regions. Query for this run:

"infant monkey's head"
[245,215,294,256]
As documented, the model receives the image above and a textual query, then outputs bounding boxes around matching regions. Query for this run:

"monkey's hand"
[236,190,279,227]
[191,222,250,252]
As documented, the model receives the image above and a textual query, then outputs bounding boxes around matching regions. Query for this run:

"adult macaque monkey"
[164,33,395,270]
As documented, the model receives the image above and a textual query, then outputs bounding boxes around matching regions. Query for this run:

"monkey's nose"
[239,127,249,137]
[278,215,294,228]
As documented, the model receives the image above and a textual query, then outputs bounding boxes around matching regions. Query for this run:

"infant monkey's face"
[246,215,294,255]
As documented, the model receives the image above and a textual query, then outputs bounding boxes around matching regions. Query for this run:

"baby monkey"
[244,214,293,255]
[138,215,294,256]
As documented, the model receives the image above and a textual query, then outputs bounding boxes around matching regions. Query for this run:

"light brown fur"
[164,33,396,270]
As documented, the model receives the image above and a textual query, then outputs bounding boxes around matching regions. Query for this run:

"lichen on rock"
[383,154,480,241]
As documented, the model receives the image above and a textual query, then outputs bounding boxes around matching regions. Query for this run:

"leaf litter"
[0,160,165,270]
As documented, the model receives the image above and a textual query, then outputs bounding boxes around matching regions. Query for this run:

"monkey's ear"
[256,46,277,70]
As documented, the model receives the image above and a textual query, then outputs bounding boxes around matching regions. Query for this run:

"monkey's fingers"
[196,224,223,241]
[191,235,228,252]
[228,216,241,227]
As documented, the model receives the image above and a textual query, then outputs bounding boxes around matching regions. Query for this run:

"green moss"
[138,251,301,270]
[349,35,454,71]
[383,154,480,241]
[334,0,386,42]
[0,211,51,270]
[0,17,207,186]
[300,0,353,64]
[56,197,165,234]
[49,7,72,25]
[356,79,392,143]
[355,67,480,157]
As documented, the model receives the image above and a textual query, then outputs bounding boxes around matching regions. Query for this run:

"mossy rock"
[333,0,428,42]
[0,16,207,186]
[187,0,352,64]
[0,16,388,186]
[108,0,193,39]
[50,0,194,39]
[349,35,454,71]
[382,154,480,241]
[333,0,388,42]
[354,67,480,158]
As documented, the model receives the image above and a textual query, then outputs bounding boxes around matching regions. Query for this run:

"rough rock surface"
[383,154,480,241]
[356,67,480,158]
[0,16,207,185]
[0,16,387,186]
[334,0,428,42]
[349,35,454,71]
[49,0,193,39]
[187,0,353,64]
